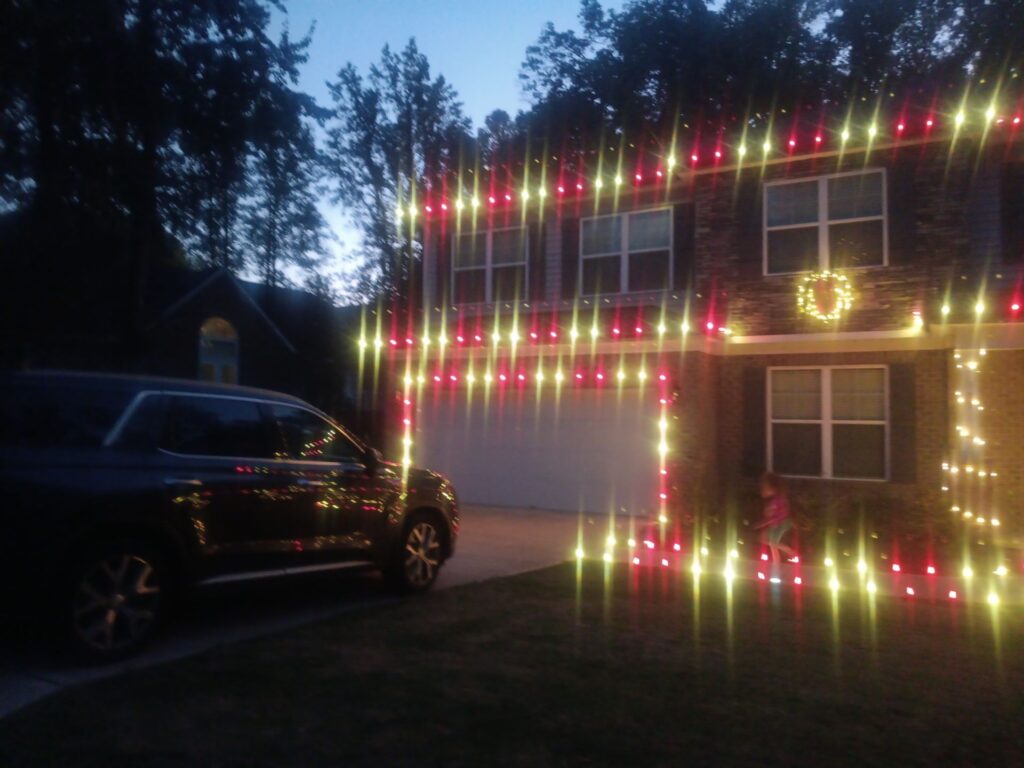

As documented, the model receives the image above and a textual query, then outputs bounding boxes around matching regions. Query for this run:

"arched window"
[198,317,238,383]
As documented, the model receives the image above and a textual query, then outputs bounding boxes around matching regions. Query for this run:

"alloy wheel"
[72,552,161,653]
[404,522,441,588]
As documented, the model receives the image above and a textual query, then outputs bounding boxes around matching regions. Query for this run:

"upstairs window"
[764,170,886,274]
[452,227,527,303]
[580,208,672,295]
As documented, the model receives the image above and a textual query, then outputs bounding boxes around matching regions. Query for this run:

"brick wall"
[710,349,948,531]
[694,139,1024,337]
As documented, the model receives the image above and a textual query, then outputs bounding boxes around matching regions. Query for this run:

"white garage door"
[415,386,658,515]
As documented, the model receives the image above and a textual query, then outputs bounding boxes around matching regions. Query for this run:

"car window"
[0,381,133,448]
[269,404,363,462]
[161,395,274,458]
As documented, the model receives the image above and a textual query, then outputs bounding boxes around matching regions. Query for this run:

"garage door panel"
[416,387,658,514]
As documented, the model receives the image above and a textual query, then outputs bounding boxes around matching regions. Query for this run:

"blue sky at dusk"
[273,0,625,293]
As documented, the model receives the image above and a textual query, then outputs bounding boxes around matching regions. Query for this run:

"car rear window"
[0,381,134,448]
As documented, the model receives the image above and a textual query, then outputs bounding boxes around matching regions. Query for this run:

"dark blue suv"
[0,371,459,661]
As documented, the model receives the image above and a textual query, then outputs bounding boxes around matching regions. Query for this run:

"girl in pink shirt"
[754,472,797,564]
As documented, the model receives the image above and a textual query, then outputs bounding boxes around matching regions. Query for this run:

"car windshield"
[0,380,134,449]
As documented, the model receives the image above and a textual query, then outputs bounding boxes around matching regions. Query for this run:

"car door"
[159,392,313,575]
[267,403,393,558]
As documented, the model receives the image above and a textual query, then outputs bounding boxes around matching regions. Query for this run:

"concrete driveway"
[0,505,630,718]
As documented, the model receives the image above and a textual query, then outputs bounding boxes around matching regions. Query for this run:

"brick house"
[374,104,1024,560]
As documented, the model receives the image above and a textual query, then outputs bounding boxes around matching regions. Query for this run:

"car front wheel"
[63,541,165,662]
[387,516,444,593]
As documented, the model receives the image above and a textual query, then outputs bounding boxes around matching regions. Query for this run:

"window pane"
[271,405,362,462]
[832,368,885,421]
[491,265,525,302]
[828,172,883,220]
[582,216,622,256]
[767,227,818,274]
[766,180,818,227]
[772,423,822,476]
[628,209,670,251]
[453,269,486,303]
[454,232,486,268]
[628,250,670,292]
[829,220,884,268]
[772,370,821,420]
[833,424,886,479]
[581,255,621,295]
[492,228,527,265]
[0,382,133,448]
[162,396,272,457]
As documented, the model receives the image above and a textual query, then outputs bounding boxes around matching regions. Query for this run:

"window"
[198,317,239,384]
[161,396,273,458]
[0,381,134,448]
[764,170,886,274]
[451,227,527,303]
[270,404,363,462]
[768,366,887,480]
[580,208,672,295]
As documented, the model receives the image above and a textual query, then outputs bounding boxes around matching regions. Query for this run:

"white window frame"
[763,169,888,276]
[767,365,890,481]
[578,207,674,296]
[450,225,529,304]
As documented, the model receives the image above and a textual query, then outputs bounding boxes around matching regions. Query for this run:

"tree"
[243,28,330,288]
[326,39,470,301]
[518,0,1024,147]
[0,0,333,365]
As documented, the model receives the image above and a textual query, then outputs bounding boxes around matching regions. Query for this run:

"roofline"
[152,267,298,354]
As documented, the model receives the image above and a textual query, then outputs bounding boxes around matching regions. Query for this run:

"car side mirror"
[365,447,384,475]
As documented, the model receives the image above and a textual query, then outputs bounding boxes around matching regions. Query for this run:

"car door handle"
[164,478,203,487]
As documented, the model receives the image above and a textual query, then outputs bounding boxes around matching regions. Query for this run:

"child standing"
[754,472,797,564]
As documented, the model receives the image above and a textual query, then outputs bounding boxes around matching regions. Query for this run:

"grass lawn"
[1,562,1022,767]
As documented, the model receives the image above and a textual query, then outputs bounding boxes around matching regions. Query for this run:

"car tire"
[385,514,445,594]
[60,539,167,663]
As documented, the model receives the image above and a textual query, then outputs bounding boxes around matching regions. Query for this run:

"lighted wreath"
[796,270,853,322]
